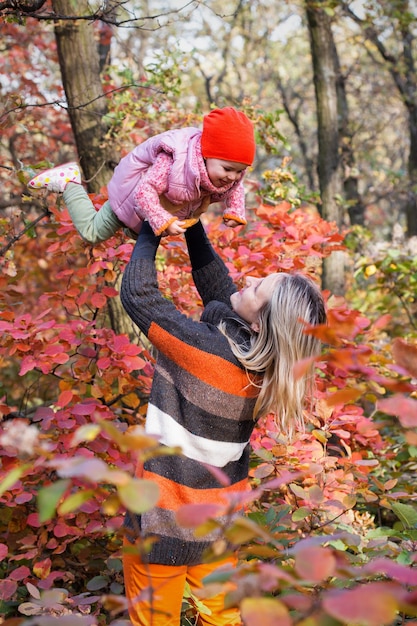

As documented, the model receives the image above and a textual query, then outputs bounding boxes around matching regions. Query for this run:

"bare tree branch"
[0,0,202,30]
[0,83,163,124]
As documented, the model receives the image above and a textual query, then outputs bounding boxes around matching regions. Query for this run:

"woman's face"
[230,273,285,331]
[205,158,247,188]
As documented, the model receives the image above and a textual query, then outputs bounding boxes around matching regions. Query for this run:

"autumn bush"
[1,174,417,626]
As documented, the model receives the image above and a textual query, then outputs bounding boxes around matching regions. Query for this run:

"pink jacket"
[107,127,247,235]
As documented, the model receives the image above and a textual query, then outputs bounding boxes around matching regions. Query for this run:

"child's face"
[205,158,248,188]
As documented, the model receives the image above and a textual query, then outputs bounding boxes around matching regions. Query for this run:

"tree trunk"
[306,0,346,295]
[52,0,116,191]
[344,0,417,235]
[52,0,136,339]
[334,37,365,226]
[405,61,417,236]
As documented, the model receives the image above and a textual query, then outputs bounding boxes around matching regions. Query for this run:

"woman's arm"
[185,221,237,306]
[120,221,164,336]
[120,222,233,361]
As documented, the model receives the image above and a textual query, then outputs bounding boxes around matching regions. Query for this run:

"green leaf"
[37,479,71,523]
[289,483,307,499]
[391,502,417,529]
[86,575,109,591]
[292,506,311,521]
[183,582,211,615]
[58,489,95,515]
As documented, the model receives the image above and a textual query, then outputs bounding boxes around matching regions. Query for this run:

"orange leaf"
[293,356,316,380]
[57,389,74,408]
[325,387,362,407]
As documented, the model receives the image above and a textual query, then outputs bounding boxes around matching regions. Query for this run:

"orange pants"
[123,541,241,625]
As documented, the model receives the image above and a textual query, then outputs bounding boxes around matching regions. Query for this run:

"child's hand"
[165,220,187,236]
[164,218,200,236]
[223,218,241,228]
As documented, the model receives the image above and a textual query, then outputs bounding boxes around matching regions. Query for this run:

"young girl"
[27,107,256,242]
[118,216,326,625]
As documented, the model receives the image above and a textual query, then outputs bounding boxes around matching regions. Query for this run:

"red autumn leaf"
[97,357,111,369]
[175,503,222,528]
[323,582,399,626]
[0,579,18,601]
[371,313,392,331]
[0,543,8,561]
[70,402,99,416]
[19,355,37,376]
[201,463,231,487]
[9,565,31,581]
[33,557,51,579]
[43,344,65,356]
[91,292,107,308]
[365,558,417,585]
[122,355,147,370]
[392,337,417,378]
[295,546,336,582]
[378,395,417,427]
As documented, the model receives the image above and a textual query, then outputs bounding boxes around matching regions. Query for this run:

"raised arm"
[120,221,163,337]
[120,221,238,368]
[185,220,237,307]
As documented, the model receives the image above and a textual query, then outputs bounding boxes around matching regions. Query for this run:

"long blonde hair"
[224,273,326,439]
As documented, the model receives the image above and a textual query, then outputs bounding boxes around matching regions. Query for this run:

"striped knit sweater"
[120,221,259,565]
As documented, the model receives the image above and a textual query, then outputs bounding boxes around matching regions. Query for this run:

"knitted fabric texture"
[201,107,256,166]
[120,233,259,566]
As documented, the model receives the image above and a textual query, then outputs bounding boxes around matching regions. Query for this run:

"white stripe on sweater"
[146,403,247,468]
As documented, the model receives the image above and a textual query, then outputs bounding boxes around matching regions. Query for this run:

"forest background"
[1,1,417,625]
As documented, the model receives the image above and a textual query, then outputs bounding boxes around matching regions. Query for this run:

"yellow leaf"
[225,517,273,544]
[312,429,328,444]
[241,597,291,626]
[118,478,159,514]
[102,493,122,516]
[58,489,95,515]
[0,464,30,497]
[123,393,140,409]
[71,424,101,446]
[364,264,377,277]
[343,495,357,509]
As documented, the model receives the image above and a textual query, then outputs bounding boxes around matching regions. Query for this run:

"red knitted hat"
[201,107,256,166]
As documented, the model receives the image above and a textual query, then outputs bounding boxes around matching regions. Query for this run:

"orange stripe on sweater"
[148,322,258,397]
[143,470,250,512]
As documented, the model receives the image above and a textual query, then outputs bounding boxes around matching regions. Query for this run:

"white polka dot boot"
[27,162,82,193]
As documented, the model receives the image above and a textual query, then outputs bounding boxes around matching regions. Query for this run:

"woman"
[120,219,326,625]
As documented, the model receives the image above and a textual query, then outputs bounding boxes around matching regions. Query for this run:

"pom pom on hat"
[201,107,256,166]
